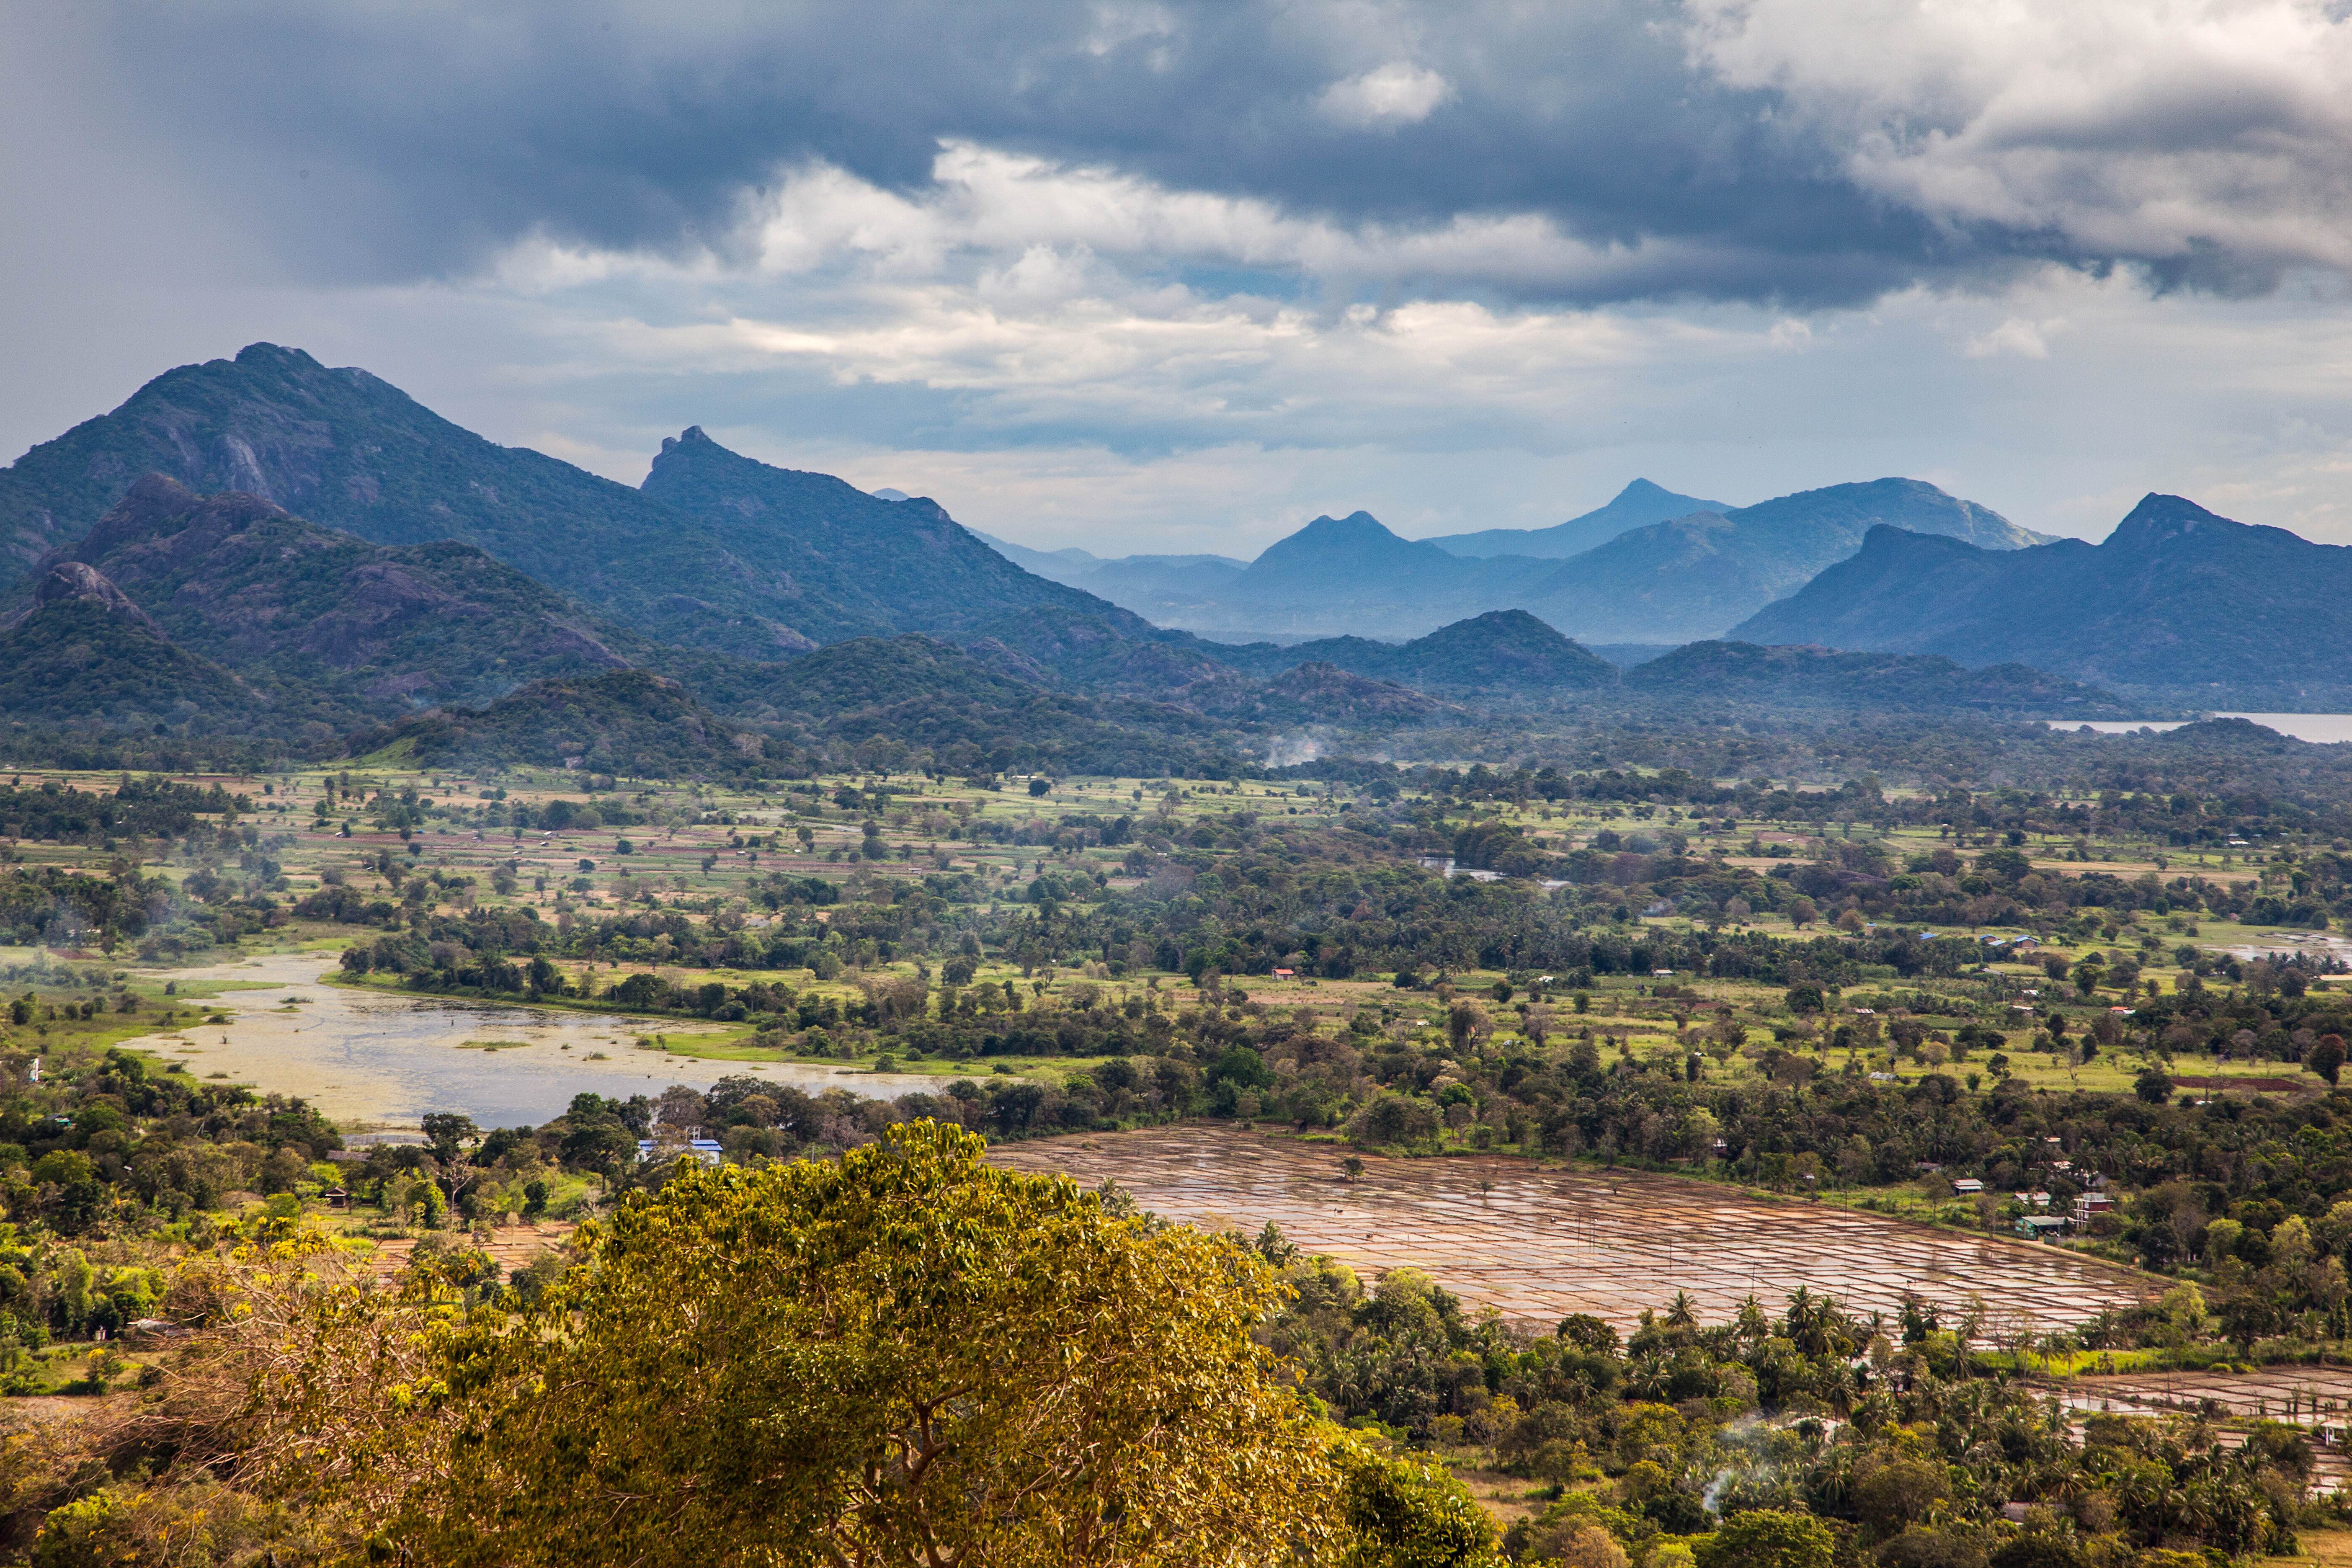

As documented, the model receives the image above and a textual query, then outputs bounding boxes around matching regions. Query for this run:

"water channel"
[119,952,941,1130]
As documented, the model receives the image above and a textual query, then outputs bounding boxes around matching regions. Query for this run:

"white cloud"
[1685,0,2352,280]
[1963,317,2062,358]
[1318,62,1454,127]
[441,139,2352,557]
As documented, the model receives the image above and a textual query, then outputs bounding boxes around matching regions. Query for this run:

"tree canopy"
[384,1120,1343,1566]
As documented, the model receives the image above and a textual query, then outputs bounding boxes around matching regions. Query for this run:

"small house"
[1952,1178,1984,1195]
[637,1137,727,1167]
[1272,967,1295,978]
[2074,1191,2115,1225]
[326,1188,351,1211]
[2017,1215,2068,1242]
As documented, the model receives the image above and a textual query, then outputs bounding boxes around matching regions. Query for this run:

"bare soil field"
[989,1127,2157,1332]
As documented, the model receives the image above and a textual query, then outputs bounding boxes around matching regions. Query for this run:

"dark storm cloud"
[23,0,2019,307]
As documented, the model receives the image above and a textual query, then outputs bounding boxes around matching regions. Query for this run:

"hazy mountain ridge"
[979,478,2048,644]
[1419,479,1731,559]
[1729,493,2352,698]
[1518,477,2052,643]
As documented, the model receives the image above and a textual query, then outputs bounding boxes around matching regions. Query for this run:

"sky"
[5,0,2352,557]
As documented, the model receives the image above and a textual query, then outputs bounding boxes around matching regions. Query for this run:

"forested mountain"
[1215,610,1620,700]
[0,344,1137,656]
[28,476,635,729]
[1420,478,1729,559]
[1620,640,2127,714]
[760,635,1248,777]
[1729,493,2352,698]
[0,559,256,730]
[363,671,783,779]
[952,606,1237,700]
[0,344,795,653]
[636,427,1163,645]
[1518,477,2050,643]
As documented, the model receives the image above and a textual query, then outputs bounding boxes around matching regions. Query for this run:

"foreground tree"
[387,1119,1343,1566]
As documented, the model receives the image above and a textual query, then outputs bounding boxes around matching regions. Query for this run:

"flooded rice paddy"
[990,1127,2157,1332]
[120,952,939,1129]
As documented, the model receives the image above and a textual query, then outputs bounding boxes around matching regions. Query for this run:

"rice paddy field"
[988,1124,2161,1332]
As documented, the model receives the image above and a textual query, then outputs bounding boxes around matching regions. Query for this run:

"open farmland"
[990,1125,2159,1332]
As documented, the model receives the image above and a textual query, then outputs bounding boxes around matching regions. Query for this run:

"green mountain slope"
[42,475,637,725]
[0,344,1143,657]
[1622,640,2125,714]
[761,636,1248,777]
[635,427,1163,645]
[1214,610,1619,701]
[0,344,818,653]
[0,562,257,730]
[361,671,788,779]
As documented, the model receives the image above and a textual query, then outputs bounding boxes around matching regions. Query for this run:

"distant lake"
[2047,713,2352,744]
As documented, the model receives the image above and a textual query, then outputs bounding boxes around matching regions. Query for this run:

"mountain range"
[0,341,2288,767]
[977,478,2050,642]
[1730,494,2352,699]
[1418,479,1730,559]
[0,344,1145,656]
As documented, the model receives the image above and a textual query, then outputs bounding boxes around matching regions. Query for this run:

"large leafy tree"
[387,1119,1341,1566]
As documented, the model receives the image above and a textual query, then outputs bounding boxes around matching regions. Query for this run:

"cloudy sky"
[6,0,2352,554]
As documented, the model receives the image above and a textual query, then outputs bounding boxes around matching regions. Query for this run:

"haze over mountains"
[0,341,2336,769]
[981,477,2051,642]
[1733,494,2352,701]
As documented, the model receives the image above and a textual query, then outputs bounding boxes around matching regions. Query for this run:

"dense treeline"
[1261,1246,2318,1563]
[0,777,246,846]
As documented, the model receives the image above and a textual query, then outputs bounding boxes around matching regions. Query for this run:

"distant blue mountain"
[1730,492,2352,697]
[1419,479,1731,559]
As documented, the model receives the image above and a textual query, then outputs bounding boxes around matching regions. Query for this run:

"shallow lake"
[120,952,941,1130]
[2048,713,2352,743]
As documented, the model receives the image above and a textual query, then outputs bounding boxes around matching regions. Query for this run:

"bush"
[1349,1093,1439,1149]
[1694,1509,1833,1568]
